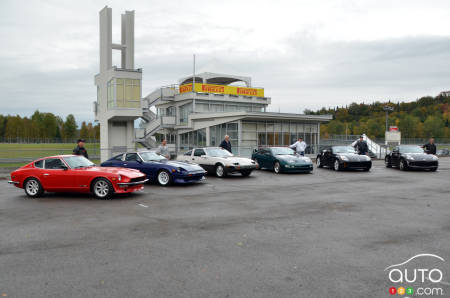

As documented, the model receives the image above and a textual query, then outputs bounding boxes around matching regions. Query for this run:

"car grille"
[345,161,371,168]
[129,176,147,183]
[409,161,437,167]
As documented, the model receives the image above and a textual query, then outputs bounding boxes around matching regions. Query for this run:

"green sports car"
[251,147,313,173]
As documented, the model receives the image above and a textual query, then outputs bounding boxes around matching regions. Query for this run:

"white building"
[95,7,332,161]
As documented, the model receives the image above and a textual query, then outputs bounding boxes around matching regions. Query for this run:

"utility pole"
[383,105,394,131]
[192,54,196,113]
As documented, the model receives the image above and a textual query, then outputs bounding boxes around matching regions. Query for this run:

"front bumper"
[341,161,372,169]
[8,181,19,185]
[117,179,149,187]
[406,160,438,169]
[281,164,313,172]
[226,164,257,173]
[173,171,206,183]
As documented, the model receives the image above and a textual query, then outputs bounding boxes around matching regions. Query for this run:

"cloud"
[1,0,450,122]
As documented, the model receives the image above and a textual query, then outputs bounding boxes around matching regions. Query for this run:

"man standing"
[73,139,88,159]
[290,137,307,156]
[156,139,170,159]
[423,137,437,155]
[353,135,369,155]
[219,135,232,153]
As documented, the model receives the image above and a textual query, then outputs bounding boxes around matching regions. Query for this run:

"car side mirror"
[137,159,143,163]
[61,165,68,170]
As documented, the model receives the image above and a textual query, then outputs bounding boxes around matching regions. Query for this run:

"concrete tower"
[94,6,142,162]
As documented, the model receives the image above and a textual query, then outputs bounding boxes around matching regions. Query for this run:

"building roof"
[190,111,332,122]
[179,72,252,87]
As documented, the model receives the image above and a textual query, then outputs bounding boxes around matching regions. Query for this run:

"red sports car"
[8,155,148,199]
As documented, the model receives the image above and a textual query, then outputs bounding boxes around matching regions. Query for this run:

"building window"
[107,78,141,109]
[179,103,193,124]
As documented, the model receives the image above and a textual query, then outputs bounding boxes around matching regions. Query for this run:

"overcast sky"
[1,0,450,123]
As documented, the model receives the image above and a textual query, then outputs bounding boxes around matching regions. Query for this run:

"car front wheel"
[333,159,341,171]
[385,157,392,168]
[399,159,408,171]
[316,157,323,168]
[273,161,281,174]
[92,178,113,199]
[157,170,173,186]
[24,178,44,198]
[215,164,226,177]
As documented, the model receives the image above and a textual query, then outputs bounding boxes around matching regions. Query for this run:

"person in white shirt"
[156,139,170,159]
[289,137,307,156]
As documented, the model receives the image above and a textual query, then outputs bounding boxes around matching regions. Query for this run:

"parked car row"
[8,145,439,199]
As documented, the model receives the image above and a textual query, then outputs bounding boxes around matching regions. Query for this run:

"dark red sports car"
[8,155,148,199]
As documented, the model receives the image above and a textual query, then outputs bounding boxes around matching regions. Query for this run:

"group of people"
[71,135,438,160]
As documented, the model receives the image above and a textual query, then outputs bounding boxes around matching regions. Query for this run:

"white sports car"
[177,147,258,177]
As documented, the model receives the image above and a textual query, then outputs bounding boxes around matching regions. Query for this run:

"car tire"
[273,161,281,174]
[316,157,323,168]
[333,159,341,171]
[215,164,227,178]
[157,170,173,186]
[92,178,114,199]
[241,170,252,177]
[24,177,44,198]
[385,157,392,168]
[399,159,408,171]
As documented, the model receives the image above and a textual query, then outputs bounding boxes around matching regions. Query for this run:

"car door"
[123,153,145,172]
[258,148,271,169]
[252,149,264,167]
[39,158,77,190]
[324,148,333,167]
[193,148,206,165]
[390,147,401,166]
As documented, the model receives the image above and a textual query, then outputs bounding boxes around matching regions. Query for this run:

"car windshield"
[333,146,356,154]
[63,156,95,168]
[139,151,167,162]
[205,148,233,157]
[399,146,424,154]
[271,147,295,155]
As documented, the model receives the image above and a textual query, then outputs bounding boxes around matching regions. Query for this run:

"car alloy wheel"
[385,158,391,168]
[334,160,341,171]
[24,178,43,197]
[215,164,225,177]
[157,170,172,186]
[399,160,407,171]
[93,178,113,199]
[274,162,281,174]
[316,158,322,168]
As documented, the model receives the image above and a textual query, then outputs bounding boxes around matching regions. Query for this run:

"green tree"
[327,120,345,135]
[398,115,420,138]
[63,114,77,139]
[423,116,445,138]
[366,118,384,139]
[79,121,89,139]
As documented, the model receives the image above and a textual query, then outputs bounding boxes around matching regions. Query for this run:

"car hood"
[148,160,204,171]
[276,155,312,164]
[217,156,255,165]
[337,153,371,162]
[81,166,144,177]
[401,153,436,161]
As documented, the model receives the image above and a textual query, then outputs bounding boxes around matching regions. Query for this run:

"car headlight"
[432,155,438,160]
[118,174,122,181]
[303,157,311,162]
[340,156,349,161]
[177,167,186,173]
[405,154,414,160]
[288,159,295,164]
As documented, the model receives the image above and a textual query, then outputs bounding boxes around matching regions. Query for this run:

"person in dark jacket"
[219,135,232,153]
[353,135,369,155]
[423,137,437,155]
[73,139,89,159]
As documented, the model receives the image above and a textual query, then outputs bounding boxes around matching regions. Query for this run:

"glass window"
[184,150,192,156]
[282,122,289,132]
[242,122,256,131]
[258,132,266,145]
[34,160,44,168]
[45,158,66,169]
[257,122,266,132]
[139,151,166,162]
[112,154,123,161]
[194,149,206,156]
[125,153,140,162]
[63,156,94,168]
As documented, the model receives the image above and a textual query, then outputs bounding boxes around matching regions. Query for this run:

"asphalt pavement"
[0,159,449,298]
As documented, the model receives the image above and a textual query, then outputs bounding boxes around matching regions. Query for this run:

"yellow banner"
[179,83,264,97]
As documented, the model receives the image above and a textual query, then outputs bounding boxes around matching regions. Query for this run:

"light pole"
[383,106,394,132]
